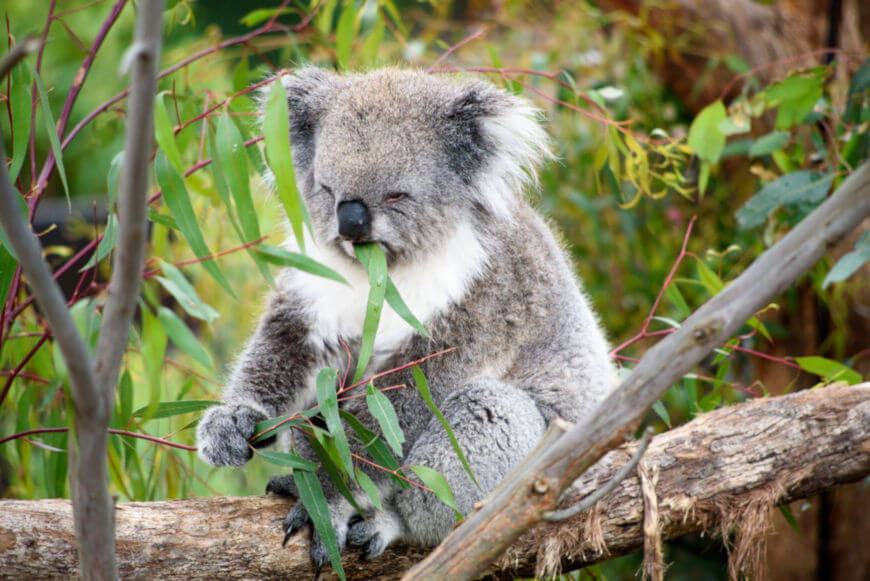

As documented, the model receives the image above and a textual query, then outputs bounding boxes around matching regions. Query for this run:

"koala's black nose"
[337,200,371,242]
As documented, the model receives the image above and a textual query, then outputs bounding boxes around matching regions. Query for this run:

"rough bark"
[1,383,867,580]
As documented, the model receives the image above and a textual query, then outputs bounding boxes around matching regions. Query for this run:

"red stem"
[0,426,197,451]
[0,332,49,407]
[30,0,128,217]
[141,235,269,278]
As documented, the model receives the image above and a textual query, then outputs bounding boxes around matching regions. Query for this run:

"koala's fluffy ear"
[276,67,344,173]
[442,82,552,220]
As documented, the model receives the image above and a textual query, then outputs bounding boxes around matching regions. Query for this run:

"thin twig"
[541,427,654,521]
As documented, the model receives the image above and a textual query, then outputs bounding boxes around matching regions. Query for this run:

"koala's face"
[307,84,465,264]
[277,68,549,266]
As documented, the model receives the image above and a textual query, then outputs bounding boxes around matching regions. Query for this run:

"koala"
[196,67,617,568]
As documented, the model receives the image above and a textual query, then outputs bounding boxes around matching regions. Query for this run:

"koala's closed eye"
[383,192,409,204]
[320,184,334,198]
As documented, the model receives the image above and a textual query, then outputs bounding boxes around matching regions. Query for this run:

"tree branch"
[405,162,870,579]
[0,383,867,579]
[63,3,163,578]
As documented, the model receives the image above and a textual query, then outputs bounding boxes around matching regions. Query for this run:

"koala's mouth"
[335,238,397,265]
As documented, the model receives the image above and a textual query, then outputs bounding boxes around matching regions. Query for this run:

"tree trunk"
[593,0,867,114]
[1,383,867,580]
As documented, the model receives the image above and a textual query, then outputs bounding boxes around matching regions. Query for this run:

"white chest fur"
[279,222,490,362]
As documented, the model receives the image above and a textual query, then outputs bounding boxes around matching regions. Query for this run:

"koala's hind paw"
[281,502,311,546]
[266,473,298,498]
[346,509,404,559]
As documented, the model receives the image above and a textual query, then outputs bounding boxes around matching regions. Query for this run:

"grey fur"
[196,67,617,568]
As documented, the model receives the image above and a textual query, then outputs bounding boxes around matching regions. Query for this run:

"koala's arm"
[196,293,318,467]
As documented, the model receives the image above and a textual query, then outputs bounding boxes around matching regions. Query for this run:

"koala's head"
[271,67,550,265]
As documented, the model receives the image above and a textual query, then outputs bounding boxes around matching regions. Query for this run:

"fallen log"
[1,382,867,579]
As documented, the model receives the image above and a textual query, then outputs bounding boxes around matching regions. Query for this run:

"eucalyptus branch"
[0,112,106,580]
[405,162,870,580]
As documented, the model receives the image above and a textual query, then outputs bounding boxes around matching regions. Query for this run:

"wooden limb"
[1,383,868,580]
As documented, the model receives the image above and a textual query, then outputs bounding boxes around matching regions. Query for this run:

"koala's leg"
[348,378,546,556]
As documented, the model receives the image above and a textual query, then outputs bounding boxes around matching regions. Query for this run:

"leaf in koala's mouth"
[352,243,388,382]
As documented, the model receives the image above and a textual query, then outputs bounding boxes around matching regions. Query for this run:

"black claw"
[364,533,386,560]
[313,563,323,581]
[282,530,293,547]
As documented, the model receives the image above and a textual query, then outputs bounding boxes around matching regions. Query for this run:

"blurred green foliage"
[1,0,868,579]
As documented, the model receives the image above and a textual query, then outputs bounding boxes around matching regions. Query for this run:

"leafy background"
[1,1,868,579]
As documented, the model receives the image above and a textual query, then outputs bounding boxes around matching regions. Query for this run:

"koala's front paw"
[196,404,267,467]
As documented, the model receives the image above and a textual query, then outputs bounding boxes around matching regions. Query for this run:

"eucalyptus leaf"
[294,469,346,580]
[736,171,833,229]
[154,153,235,296]
[366,383,404,457]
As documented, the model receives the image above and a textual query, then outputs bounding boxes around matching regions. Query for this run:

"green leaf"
[156,305,214,368]
[155,261,220,323]
[8,64,31,183]
[215,112,260,245]
[27,62,70,203]
[340,410,408,488]
[366,383,404,457]
[359,14,384,68]
[353,243,387,381]
[696,261,724,295]
[380,0,407,36]
[293,469,346,580]
[779,505,801,534]
[736,171,833,229]
[749,131,790,157]
[652,400,671,428]
[154,152,235,296]
[688,100,727,163]
[148,210,179,231]
[308,433,362,512]
[232,55,251,94]
[264,79,306,251]
[132,399,220,419]
[408,465,460,519]
[107,152,124,205]
[154,93,185,174]
[823,232,870,288]
[316,368,354,474]
[79,213,119,271]
[412,366,478,487]
[664,284,691,319]
[0,244,18,308]
[795,356,862,385]
[355,467,382,510]
[256,450,319,471]
[845,59,870,124]
[335,0,358,70]
[697,159,711,198]
[140,308,168,420]
[0,192,27,261]
[238,6,294,27]
[385,278,429,337]
[255,245,348,284]
[206,125,273,286]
